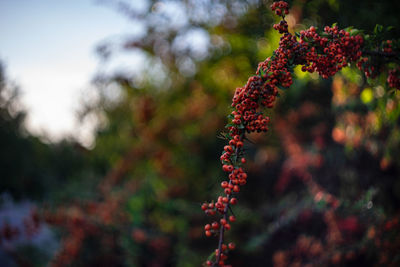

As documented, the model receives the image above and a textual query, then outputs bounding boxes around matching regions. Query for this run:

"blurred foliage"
[1,0,400,266]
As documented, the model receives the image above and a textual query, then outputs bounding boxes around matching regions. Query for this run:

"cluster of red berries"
[356,57,378,78]
[231,76,273,133]
[356,39,399,84]
[297,25,364,78]
[202,0,400,265]
[358,53,400,88]
[270,1,289,17]
[273,20,288,34]
[387,68,400,89]
[271,0,289,34]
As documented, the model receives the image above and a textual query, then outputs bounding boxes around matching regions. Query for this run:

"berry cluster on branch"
[202,1,399,266]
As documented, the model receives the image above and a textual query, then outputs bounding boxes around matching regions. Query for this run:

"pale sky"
[0,0,144,146]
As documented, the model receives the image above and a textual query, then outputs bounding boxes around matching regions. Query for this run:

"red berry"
[233,185,240,193]
[212,222,219,229]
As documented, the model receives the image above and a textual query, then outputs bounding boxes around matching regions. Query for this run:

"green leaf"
[207,251,216,261]
[344,26,354,32]
[217,132,229,140]
[350,29,363,36]
[386,26,394,32]
[374,24,383,34]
